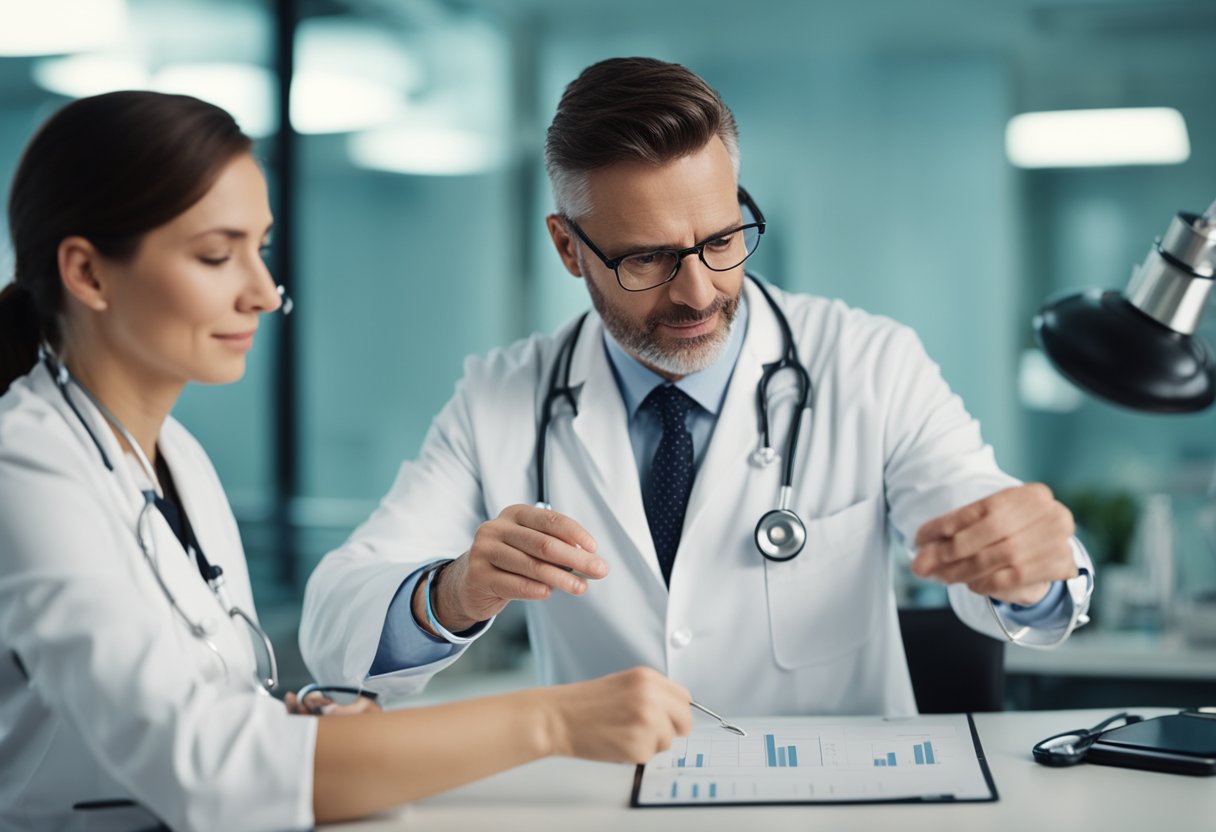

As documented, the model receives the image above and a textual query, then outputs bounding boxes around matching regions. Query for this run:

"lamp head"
[1034,205,1216,414]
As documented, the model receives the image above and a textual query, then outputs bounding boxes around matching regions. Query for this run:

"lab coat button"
[670,627,692,649]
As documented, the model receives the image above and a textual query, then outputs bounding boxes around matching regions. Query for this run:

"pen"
[690,700,747,736]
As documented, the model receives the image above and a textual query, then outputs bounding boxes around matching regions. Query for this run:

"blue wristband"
[423,562,482,645]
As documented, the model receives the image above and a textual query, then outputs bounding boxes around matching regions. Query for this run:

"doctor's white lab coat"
[0,365,315,832]
[301,279,1092,716]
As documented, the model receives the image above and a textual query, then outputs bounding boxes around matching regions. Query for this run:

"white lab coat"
[301,279,1092,716]
[0,364,315,832]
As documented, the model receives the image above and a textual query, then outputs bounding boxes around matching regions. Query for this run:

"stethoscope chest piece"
[755,508,806,561]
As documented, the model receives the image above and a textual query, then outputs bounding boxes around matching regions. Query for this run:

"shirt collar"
[602,294,749,417]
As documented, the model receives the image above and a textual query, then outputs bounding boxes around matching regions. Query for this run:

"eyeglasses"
[1032,712,1144,767]
[565,186,767,292]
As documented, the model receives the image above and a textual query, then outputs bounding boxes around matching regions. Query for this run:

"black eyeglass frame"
[1032,711,1144,767]
[563,186,767,293]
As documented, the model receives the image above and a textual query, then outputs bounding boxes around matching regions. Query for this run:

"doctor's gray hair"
[544,57,741,219]
[0,91,252,395]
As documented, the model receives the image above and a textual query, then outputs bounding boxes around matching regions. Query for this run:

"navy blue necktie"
[642,385,697,586]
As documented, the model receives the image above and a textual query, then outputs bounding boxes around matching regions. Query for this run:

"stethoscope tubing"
[40,349,275,690]
[533,273,813,561]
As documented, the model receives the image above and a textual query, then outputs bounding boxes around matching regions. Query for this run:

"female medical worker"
[0,91,691,832]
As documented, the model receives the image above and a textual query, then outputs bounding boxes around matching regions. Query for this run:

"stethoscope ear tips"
[755,508,806,561]
[276,285,294,316]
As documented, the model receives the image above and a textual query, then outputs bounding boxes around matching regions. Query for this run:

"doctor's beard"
[583,267,741,377]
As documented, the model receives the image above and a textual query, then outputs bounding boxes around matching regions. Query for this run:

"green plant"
[1058,487,1138,566]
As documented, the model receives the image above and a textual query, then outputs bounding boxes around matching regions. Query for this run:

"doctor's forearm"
[311,689,552,823]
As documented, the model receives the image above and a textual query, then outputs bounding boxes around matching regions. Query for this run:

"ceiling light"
[32,54,150,98]
[1006,108,1190,169]
[153,62,277,139]
[348,125,504,176]
[290,71,403,135]
[0,0,126,56]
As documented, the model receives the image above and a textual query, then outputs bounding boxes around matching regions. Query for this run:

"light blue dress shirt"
[372,294,1067,674]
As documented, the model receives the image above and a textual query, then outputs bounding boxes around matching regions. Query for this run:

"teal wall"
[3,0,1215,598]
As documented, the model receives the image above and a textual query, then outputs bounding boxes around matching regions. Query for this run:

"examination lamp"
[1033,198,1216,413]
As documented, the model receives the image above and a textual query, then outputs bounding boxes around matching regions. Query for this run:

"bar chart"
[764,733,810,767]
[635,715,994,806]
[871,739,938,767]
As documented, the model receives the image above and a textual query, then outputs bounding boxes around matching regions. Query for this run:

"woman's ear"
[58,236,108,312]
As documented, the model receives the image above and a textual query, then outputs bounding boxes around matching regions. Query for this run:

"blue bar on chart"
[788,746,799,767]
[887,752,897,767]
[696,753,704,768]
[915,745,925,765]
[925,741,936,764]
[692,784,700,799]
[765,734,777,767]
[671,782,678,799]
[677,757,685,768]
[710,783,717,799]
[873,758,885,766]
[778,747,787,767]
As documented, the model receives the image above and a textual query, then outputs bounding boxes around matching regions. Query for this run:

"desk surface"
[322,708,1214,831]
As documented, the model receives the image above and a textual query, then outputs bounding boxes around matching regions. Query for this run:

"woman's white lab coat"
[0,364,315,832]
[301,279,1092,716]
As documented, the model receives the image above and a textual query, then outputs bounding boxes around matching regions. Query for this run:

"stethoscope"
[534,273,813,562]
[37,284,293,692]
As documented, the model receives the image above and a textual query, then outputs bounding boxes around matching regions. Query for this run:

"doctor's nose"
[666,253,718,310]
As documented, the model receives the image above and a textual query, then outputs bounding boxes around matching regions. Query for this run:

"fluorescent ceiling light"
[290,18,416,134]
[0,0,126,56]
[1006,108,1190,169]
[32,54,150,98]
[295,17,420,91]
[348,125,504,176]
[154,63,277,139]
[291,71,404,135]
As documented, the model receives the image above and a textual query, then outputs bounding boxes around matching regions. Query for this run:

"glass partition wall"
[2,0,1213,694]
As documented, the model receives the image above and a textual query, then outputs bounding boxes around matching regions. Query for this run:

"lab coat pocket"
[765,494,887,668]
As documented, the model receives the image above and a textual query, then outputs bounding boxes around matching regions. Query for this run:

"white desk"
[322,708,1214,831]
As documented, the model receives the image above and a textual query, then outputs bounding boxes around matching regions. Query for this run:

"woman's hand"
[542,666,693,764]
[285,690,382,717]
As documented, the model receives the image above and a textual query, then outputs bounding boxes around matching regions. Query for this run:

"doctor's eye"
[628,252,664,267]
[199,254,231,267]
[705,233,737,250]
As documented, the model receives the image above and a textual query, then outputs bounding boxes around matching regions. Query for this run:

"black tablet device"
[1087,713,1216,776]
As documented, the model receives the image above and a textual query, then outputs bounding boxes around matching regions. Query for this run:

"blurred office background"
[1,0,1214,708]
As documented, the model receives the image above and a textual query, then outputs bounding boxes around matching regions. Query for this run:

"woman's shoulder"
[0,371,90,468]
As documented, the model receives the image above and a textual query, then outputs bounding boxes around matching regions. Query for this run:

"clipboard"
[631,713,998,807]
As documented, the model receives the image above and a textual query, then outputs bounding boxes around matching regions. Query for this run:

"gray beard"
[582,262,739,377]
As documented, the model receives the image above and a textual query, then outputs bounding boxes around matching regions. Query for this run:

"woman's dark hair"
[0,91,253,394]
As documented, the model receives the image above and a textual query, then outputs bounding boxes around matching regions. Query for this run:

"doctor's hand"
[911,483,1078,606]
[413,504,608,634]
[541,667,693,763]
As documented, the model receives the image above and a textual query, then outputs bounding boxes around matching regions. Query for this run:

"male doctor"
[301,57,1093,716]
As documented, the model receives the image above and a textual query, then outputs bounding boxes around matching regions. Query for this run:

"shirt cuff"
[992,580,1071,629]
[369,562,462,675]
